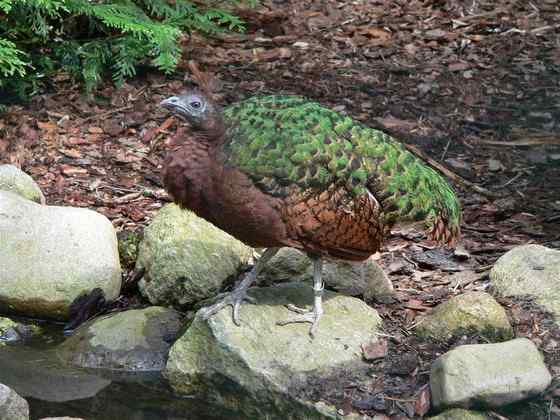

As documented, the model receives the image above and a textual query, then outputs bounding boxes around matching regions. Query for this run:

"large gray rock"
[0,383,29,420]
[0,191,121,320]
[415,291,513,342]
[137,204,252,308]
[258,247,393,300]
[0,164,45,204]
[57,307,183,371]
[490,245,560,321]
[165,282,382,419]
[430,338,551,409]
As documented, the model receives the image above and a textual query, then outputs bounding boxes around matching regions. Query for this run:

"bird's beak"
[160,96,179,110]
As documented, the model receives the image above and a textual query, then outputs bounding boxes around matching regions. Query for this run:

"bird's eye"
[190,101,202,109]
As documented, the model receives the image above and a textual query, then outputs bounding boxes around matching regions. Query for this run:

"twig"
[457,9,505,22]
[497,172,523,189]
[440,139,451,161]
[82,105,132,123]
[477,138,560,146]
[403,144,502,199]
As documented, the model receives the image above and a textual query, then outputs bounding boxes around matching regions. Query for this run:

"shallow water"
[0,322,242,420]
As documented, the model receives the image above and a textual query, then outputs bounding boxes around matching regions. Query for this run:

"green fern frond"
[0,38,28,81]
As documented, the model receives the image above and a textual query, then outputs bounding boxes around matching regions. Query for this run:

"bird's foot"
[277,304,324,338]
[198,287,255,325]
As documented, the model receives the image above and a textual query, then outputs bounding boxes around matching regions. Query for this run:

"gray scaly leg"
[277,256,324,338]
[199,247,279,325]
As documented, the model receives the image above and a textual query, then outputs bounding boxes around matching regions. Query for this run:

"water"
[0,322,241,420]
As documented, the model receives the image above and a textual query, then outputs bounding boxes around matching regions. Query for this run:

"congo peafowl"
[160,78,461,337]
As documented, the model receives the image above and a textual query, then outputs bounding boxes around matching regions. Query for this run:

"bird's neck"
[163,129,224,218]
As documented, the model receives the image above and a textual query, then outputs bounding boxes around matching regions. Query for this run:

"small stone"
[0,164,45,204]
[415,291,513,342]
[430,338,552,409]
[0,383,29,420]
[0,318,21,343]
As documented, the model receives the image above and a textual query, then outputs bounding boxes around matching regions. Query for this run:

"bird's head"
[160,90,218,131]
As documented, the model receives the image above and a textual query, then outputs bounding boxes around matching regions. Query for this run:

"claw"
[197,248,280,326]
[198,287,253,324]
[277,304,323,338]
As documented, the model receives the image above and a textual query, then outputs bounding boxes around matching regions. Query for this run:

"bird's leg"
[198,247,279,325]
[277,256,324,338]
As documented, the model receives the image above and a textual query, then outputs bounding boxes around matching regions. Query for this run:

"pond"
[0,322,242,420]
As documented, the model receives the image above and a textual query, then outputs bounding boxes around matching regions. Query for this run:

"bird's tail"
[364,139,461,246]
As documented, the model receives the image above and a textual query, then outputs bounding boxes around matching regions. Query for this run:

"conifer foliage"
[0,0,245,100]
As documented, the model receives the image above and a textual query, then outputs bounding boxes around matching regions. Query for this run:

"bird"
[159,78,461,337]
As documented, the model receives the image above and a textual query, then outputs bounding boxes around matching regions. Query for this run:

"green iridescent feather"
[222,95,461,235]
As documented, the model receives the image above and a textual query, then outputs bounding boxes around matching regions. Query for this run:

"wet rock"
[165,282,382,419]
[415,291,513,342]
[490,244,560,321]
[0,318,21,343]
[0,191,121,321]
[0,383,29,420]
[57,307,183,371]
[258,247,393,300]
[430,338,551,409]
[429,408,491,419]
[0,164,45,204]
[137,204,252,308]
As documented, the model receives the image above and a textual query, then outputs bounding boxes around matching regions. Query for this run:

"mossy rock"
[0,164,45,204]
[165,282,382,419]
[137,204,252,308]
[415,291,513,342]
[490,244,560,322]
[57,307,183,371]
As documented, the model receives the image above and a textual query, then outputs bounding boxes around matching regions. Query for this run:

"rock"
[415,291,513,342]
[137,204,252,308]
[0,191,121,320]
[490,245,560,321]
[429,408,491,419]
[0,164,45,204]
[258,248,393,300]
[430,338,551,409]
[165,282,382,419]
[0,383,29,420]
[0,318,21,343]
[57,307,183,371]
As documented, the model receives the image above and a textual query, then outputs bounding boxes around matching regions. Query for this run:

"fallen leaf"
[361,338,388,361]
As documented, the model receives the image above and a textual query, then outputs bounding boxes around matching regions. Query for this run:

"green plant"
[0,0,246,101]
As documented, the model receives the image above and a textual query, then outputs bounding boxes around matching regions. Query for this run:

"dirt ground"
[1,0,559,418]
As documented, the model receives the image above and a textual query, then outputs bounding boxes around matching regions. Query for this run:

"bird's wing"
[222,95,461,245]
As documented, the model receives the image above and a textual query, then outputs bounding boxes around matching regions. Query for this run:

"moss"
[117,230,143,269]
